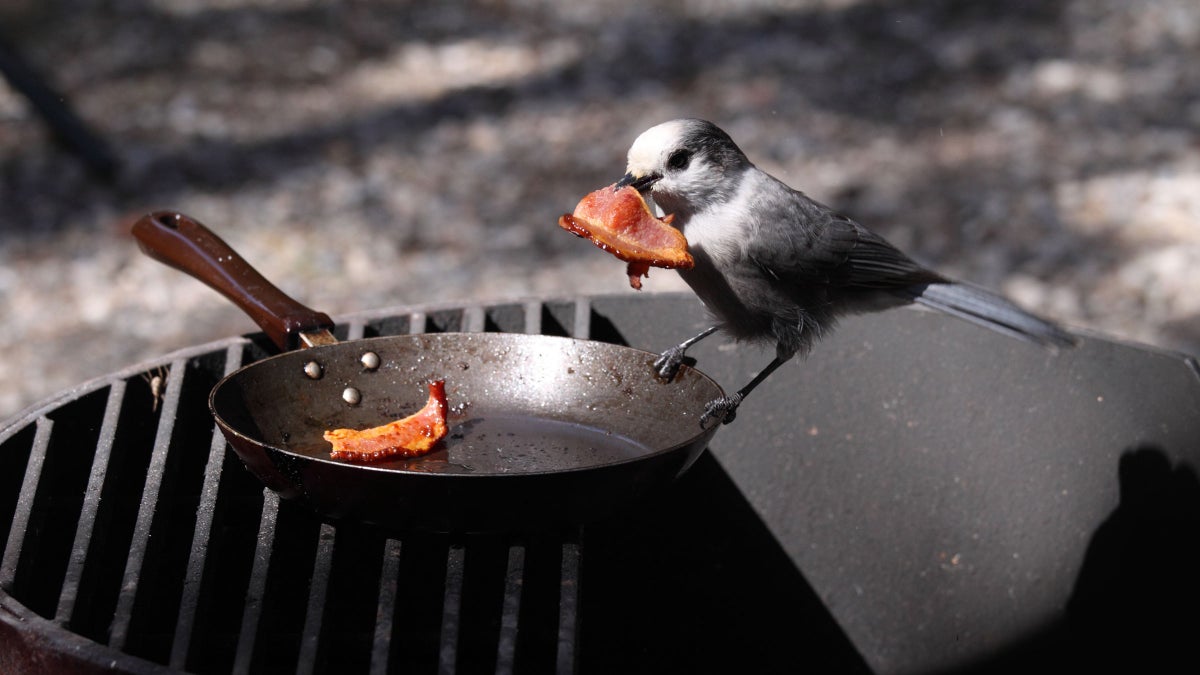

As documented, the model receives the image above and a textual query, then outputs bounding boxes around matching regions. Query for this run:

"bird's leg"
[654,325,718,381]
[701,354,790,427]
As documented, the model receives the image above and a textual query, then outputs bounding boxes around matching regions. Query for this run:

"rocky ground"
[2,0,1198,418]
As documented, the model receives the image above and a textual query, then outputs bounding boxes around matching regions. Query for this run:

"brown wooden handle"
[131,210,335,351]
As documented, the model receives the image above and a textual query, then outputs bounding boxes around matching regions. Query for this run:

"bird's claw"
[653,346,688,381]
[700,393,743,428]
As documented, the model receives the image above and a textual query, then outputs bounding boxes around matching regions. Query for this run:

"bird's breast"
[676,241,775,342]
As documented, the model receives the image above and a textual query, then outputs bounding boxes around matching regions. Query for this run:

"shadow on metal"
[3,294,1200,673]
[582,450,872,673]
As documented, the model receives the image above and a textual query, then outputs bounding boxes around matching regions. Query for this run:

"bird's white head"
[618,119,750,216]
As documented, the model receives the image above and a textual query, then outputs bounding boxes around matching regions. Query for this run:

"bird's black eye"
[667,149,691,171]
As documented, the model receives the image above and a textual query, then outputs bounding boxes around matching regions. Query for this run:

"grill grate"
[14,288,1200,673]
[0,299,605,674]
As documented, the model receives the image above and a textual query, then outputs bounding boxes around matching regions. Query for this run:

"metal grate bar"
[494,543,526,675]
[346,318,366,341]
[523,301,542,335]
[556,540,581,675]
[108,356,188,650]
[369,538,404,675]
[0,415,53,592]
[169,343,245,669]
[296,522,337,675]
[571,298,591,339]
[232,488,279,675]
[409,311,428,334]
[463,306,486,333]
[438,543,466,674]
[54,380,127,625]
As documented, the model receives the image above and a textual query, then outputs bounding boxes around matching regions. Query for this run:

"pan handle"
[131,210,335,351]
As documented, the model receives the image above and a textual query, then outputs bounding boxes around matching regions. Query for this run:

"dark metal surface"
[659,297,1200,674]
[2,293,1198,673]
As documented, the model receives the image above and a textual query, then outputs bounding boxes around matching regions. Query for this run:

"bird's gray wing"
[839,219,946,288]
[745,190,943,290]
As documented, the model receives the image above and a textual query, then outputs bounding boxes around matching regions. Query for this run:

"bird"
[614,118,1075,426]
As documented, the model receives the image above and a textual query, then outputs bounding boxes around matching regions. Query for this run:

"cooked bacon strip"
[558,184,692,289]
[625,261,652,290]
[324,381,448,462]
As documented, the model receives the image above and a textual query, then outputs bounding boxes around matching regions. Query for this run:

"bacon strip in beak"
[558,184,693,289]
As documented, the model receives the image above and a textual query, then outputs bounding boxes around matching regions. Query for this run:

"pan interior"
[211,333,723,476]
[287,414,648,474]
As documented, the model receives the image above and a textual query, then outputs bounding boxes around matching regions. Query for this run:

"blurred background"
[1,0,1198,418]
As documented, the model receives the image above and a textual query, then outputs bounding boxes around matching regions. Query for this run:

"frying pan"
[132,211,723,532]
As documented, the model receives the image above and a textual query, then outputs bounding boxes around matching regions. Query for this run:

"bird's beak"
[615,172,661,192]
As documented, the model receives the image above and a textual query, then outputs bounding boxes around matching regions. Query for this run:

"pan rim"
[208,331,723,478]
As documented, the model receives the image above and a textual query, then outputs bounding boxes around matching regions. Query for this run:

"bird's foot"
[700,393,743,428]
[653,345,689,381]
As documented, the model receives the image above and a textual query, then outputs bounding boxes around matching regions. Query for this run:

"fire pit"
[3,293,1199,673]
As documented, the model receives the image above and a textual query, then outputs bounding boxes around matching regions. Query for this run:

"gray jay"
[614,118,1074,426]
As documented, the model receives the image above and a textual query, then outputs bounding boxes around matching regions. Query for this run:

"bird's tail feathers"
[908,283,1076,349]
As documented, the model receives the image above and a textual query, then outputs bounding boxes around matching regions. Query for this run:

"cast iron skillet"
[132,211,723,532]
